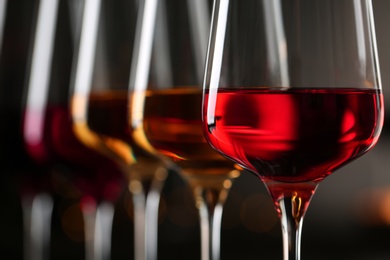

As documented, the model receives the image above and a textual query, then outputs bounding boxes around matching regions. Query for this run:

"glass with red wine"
[23,1,125,259]
[202,0,384,259]
[128,0,241,259]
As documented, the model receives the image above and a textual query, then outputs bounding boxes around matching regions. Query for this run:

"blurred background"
[1,0,390,259]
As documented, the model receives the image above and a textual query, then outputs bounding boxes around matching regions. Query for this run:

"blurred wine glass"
[128,0,241,259]
[70,0,169,259]
[0,0,45,259]
[202,0,384,259]
[23,1,125,259]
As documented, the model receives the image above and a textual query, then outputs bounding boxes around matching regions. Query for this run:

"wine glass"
[23,0,125,259]
[128,0,241,259]
[70,0,169,259]
[0,1,52,259]
[202,0,384,259]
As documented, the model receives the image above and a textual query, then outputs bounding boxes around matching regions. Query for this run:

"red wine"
[203,88,384,183]
[23,105,124,202]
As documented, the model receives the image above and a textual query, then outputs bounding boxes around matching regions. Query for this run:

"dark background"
[2,0,390,259]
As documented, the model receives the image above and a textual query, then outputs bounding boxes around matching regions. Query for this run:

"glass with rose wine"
[128,0,241,259]
[202,0,384,259]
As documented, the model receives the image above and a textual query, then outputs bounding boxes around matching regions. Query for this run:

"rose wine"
[203,88,384,183]
[23,104,124,202]
[143,88,237,176]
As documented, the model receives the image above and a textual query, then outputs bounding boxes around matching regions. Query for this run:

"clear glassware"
[0,1,53,259]
[23,1,124,259]
[70,0,168,259]
[20,1,59,259]
[128,0,241,259]
[202,0,384,259]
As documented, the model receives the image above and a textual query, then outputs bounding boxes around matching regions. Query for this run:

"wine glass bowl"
[202,0,384,259]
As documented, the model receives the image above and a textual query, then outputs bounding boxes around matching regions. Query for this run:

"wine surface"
[143,88,236,176]
[23,104,123,201]
[203,88,384,182]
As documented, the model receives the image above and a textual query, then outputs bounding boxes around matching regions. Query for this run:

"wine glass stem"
[82,203,97,260]
[128,165,168,260]
[195,187,227,260]
[279,197,304,260]
[131,185,146,260]
[22,192,53,260]
[145,170,167,260]
[93,202,115,260]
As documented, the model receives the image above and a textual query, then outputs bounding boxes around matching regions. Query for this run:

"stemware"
[0,1,47,259]
[23,0,125,259]
[128,0,241,259]
[202,0,384,259]
[70,0,169,259]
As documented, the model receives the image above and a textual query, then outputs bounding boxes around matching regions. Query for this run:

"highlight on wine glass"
[202,0,384,259]
[128,0,241,259]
